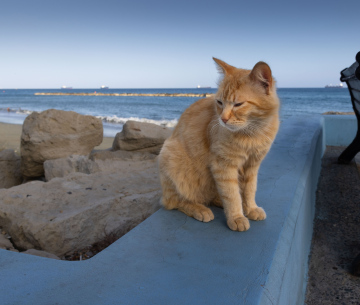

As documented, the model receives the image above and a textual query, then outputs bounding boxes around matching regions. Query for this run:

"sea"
[0,88,353,137]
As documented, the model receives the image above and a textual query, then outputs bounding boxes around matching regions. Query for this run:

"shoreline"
[0,112,355,154]
[0,122,114,154]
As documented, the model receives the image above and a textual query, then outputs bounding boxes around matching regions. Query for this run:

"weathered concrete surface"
[0,116,328,305]
[22,249,61,260]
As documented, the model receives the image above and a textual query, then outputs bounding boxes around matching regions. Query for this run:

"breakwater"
[34,92,214,97]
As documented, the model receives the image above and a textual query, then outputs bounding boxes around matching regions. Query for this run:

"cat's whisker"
[210,122,220,136]
[208,118,220,135]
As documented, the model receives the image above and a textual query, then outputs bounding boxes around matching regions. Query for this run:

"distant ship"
[197,85,211,89]
[100,85,109,89]
[325,83,344,88]
[61,86,73,89]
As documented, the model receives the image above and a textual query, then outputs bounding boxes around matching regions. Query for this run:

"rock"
[0,149,22,189]
[112,121,172,154]
[44,155,100,181]
[0,233,18,252]
[90,150,157,162]
[44,151,157,181]
[20,109,103,179]
[22,249,61,260]
[0,158,161,257]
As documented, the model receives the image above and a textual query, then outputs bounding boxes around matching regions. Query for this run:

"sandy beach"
[0,122,115,154]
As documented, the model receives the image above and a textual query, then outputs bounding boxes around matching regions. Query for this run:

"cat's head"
[213,58,279,133]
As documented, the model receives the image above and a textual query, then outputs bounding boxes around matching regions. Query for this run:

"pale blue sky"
[1,0,359,88]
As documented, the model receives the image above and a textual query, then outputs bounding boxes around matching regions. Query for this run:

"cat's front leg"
[211,161,250,231]
[241,163,266,221]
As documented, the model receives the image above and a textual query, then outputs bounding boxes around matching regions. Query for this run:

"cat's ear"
[250,62,273,95]
[213,57,237,75]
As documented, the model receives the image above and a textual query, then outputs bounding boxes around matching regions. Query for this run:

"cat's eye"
[234,102,243,107]
[216,100,223,106]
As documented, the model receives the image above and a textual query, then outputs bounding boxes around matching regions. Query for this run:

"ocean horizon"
[0,88,353,137]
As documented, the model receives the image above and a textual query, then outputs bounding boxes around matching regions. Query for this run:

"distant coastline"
[1,88,353,138]
[35,92,214,97]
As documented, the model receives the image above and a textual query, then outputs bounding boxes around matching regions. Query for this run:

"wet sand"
[0,122,23,153]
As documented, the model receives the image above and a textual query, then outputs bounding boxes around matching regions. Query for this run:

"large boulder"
[20,109,103,179]
[0,157,161,257]
[44,155,100,181]
[0,149,22,189]
[112,121,172,154]
[44,151,157,181]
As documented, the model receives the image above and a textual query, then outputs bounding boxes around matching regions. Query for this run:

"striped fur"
[158,58,280,231]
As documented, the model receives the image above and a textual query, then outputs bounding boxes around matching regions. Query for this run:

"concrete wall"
[0,115,356,305]
[324,114,357,146]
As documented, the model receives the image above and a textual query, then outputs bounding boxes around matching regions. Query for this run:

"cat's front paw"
[227,216,250,231]
[193,207,215,223]
[246,207,266,221]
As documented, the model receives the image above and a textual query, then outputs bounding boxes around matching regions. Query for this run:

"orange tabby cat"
[158,58,280,231]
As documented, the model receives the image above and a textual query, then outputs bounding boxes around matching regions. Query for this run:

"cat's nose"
[221,117,229,124]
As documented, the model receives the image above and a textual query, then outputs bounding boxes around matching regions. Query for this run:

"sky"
[1,0,359,89]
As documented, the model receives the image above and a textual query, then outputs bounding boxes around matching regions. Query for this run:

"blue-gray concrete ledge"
[0,115,357,305]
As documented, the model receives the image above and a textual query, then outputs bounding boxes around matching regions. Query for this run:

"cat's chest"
[212,137,268,164]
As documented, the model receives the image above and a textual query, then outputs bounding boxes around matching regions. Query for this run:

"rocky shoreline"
[0,110,172,260]
[35,92,214,97]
